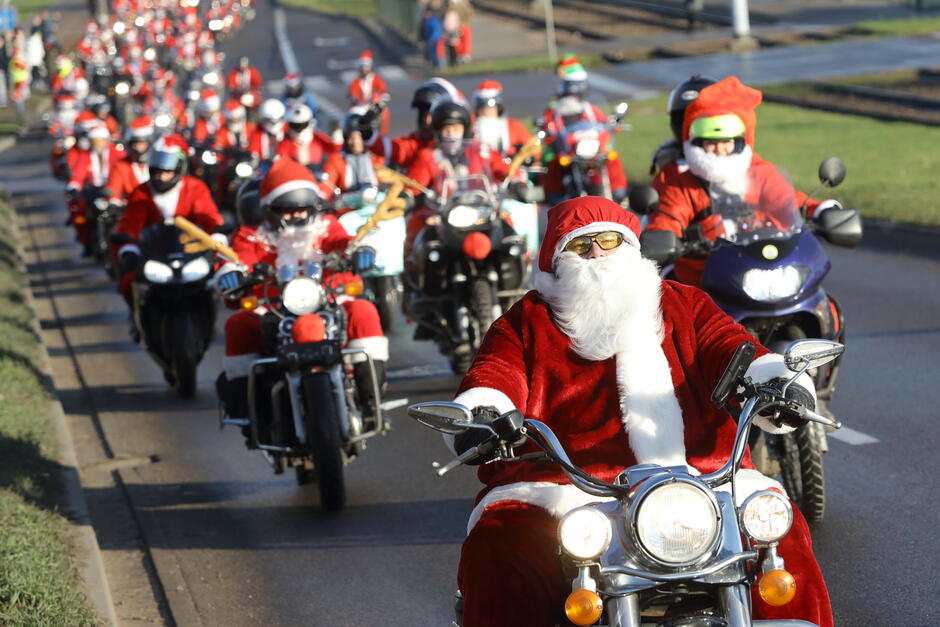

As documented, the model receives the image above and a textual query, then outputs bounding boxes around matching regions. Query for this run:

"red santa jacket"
[227,216,351,270]
[114,175,222,244]
[215,122,257,153]
[226,66,262,94]
[646,153,798,286]
[192,114,225,144]
[474,116,534,158]
[275,132,337,169]
[248,126,283,161]
[347,72,388,105]
[321,150,385,192]
[455,283,773,496]
[68,145,127,190]
[368,132,429,170]
[406,141,512,195]
[106,156,150,204]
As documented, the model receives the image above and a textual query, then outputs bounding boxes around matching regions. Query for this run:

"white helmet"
[259,98,286,124]
[286,104,314,133]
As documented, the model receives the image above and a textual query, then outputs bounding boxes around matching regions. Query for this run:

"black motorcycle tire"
[469,278,496,347]
[301,375,346,511]
[170,316,200,399]
[371,275,398,332]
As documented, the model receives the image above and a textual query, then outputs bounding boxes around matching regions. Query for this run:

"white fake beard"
[257,216,329,269]
[684,142,753,197]
[292,126,314,146]
[534,246,665,361]
[475,116,502,152]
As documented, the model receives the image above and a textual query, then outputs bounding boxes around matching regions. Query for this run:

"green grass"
[440,52,606,77]
[0,201,97,625]
[848,16,940,37]
[613,96,940,226]
[277,0,378,17]
[12,0,63,23]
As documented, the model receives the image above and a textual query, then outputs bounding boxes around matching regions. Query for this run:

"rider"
[451,195,832,627]
[66,123,125,255]
[226,55,262,97]
[191,90,224,144]
[248,98,286,162]
[280,72,319,123]
[321,107,386,195]
[471,79,534,159]
[113,134,224,309]
[644,76,838,286]
[106,115,154,206]
[649,74,715,181]
[346,49,390,135]
[541,60,627,204]
[215,157,388,418]
[275,103,336,171]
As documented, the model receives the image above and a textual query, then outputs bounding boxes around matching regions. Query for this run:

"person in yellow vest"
[9,46,31,116]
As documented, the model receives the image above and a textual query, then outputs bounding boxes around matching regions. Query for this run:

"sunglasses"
[562,231,624,256]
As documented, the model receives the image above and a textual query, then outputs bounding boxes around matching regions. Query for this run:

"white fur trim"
[118,243,140,257]
[615,346,688,468]
[554,222,640,260]
[346,336,389,363]
[745,353,816,435]
[260,179,320,206]
[151,183,181,220]
[466,481,614,534]
[224,353,260,379]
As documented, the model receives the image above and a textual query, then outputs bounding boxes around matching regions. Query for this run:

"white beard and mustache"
[257,216,330,269]
[534,245,665,361]
[684,141,753,197]
[475,116,503,153]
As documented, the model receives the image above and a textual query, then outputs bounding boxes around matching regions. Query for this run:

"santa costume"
[453,196,833,627]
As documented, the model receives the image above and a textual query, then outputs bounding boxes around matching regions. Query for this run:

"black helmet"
[148,143,187,193]
[430,100,471,137]
[666,75,716,142]
[267,187,323,228]
[411,79,456,111]
[342,107,377,143]
[235,178,263,226]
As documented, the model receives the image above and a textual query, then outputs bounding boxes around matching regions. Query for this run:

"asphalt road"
[8,3,940,626]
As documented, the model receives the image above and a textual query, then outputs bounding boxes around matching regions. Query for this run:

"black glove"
[453,405,501,466]
[119,251,139,274]
[399,189,416,212]
[218,270,247,297]
[758,378,816,429]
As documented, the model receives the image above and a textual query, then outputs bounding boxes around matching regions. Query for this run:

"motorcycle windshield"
[139,222,207,260]
[709,171,803,246]
[559,120,609,159]
[439,173,498,211]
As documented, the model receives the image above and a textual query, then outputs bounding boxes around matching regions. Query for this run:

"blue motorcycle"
[636,158,862,523]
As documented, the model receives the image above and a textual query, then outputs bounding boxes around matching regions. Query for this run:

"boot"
[354,359,387,428]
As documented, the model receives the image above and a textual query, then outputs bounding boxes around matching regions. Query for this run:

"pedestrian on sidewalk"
[685,0,704,32]
[420,4,444,68]
[9,45,31,116]
[0,35,9,108]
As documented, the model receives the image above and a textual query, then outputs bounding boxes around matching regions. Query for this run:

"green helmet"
[688,113,746,141]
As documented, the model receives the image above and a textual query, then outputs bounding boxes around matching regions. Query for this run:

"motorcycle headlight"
[143,48,157,62]
[235,162,253,178]
[113,21,126,35]
[634,480,719,565]
[740,490,793,544]
[575,138,601,159]
[282,277,323,315]
[208,19,223,31]
[115,81,130,95]
[447,205,486,228]
[181,256,210,282]
[142,260,173,283]
[155,113,172,129]
[201,151,218,166]
[741,265,808,303]
[559,508,611,561]
[203,71,219,85]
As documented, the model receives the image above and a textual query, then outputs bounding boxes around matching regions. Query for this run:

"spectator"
[441,9,461,67]
[26,18,46,89]
[9,45,30,116]
[0,35,9,108]
[420,5,444,68]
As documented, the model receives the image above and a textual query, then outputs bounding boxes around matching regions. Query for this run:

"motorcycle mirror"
[711,342,756,408]
[639,229,681,266]
[818,157,846,188]
[783,339,844,372]
[613,101,629,120]
[533,116,546,130]
[628,184,659,216]
[407,402,477,434]
[816,207,863,248]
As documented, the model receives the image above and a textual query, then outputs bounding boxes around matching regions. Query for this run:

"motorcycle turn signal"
[565,589,603,626]
[759,569,797,606]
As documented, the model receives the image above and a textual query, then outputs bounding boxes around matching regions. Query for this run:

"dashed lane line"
[829,426,879,446]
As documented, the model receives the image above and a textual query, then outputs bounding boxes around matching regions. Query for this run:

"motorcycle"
[109,70,137,129]
[336,184,406,332]
[404,168,532,375]
[409,339,844,627]
[217,248,394,511]
[111,218,221,398]
[634,157,862,523]
[84,185,121,277]
[220,148,257,213]
[190,140,222,200]
[542,102,629,201]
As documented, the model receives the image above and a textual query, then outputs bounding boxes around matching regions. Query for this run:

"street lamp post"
[731,0,751,39]
[543,0,558,64]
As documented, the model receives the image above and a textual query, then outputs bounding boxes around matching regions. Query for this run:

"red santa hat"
[128,115,155,139]
[259,158,324,207]
[284,72,303,88]
[201,89,221,112]
[538,196,641,273]
[474,79,502,99]
[151,134,190,169]
[224,99,246,120]
[87,123,111,140]
[357,49,374,67]
[681,76,762,147]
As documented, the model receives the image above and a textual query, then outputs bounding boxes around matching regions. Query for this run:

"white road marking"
[327,58,360,71]
[829,426,879,445]
[314,36,350,47]
[589,72,660,100]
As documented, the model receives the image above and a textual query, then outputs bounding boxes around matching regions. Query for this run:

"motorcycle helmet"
[556,60,589,98]
[472,80,504,116]
[286,103,314,135]
[238,55,251,69]
[687,113,747,154]
[198,90,222,116]
[127,115,155,161]
[259,98,286,127]
[667,75,716,142]
[235,178,263,227]
[223,99,246,122]
[148,134,189,193]
[259,158,325,229]
[342,106,376,143]
[430,99,472,139]
[283,72,304,99]
[86,93,110,118]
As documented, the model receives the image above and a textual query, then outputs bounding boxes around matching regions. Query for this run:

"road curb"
[1,139,119,627]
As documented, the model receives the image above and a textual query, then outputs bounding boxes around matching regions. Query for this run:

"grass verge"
[614,96,940,226]
[277,0,377,18]
[848,16,940,37]
[12,0,64,23]
[439,52,606,77]
[0,198,97,625]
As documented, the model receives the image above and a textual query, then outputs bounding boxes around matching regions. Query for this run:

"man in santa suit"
[346,50,390,136]
[275,103,336,172]
[320,107,386,195]
[191,90,224,145]
[248,98,286,162]
[471,79,534,159]
[214,158,388,420]
[106,115,153,206]
[226,56,262,97]
[647,76,838,286]
[451,196,832,627]
[66,123,126,253]
[215,100,255,153]
[114,134,223,307]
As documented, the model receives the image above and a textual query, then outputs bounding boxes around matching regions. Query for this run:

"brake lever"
[800,406,842,430]
[433,445,486,477]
